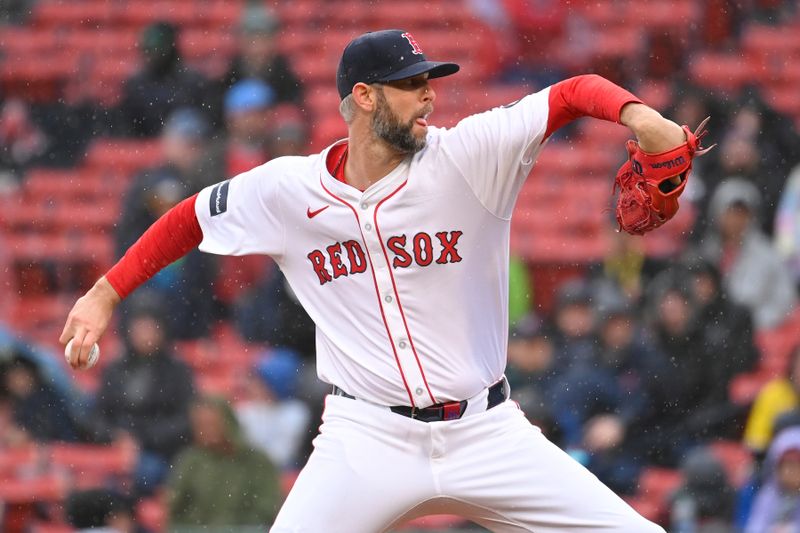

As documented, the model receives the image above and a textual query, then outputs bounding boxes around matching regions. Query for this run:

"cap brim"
[378,60,460,83]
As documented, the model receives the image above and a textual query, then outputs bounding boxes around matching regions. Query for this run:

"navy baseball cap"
[337,29,460,100]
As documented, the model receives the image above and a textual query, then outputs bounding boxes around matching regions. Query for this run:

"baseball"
[64,339,100,369]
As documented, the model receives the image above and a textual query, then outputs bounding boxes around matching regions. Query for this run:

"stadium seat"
[742,23,800,58]
[708,440,753,488]
[0,474,68,503]
[65,29,139,56]
[137,495,167,533]
[48,443,137,488]
[755,307,800,376]
[28,523,74,533]
[637,467,684,504]
[121,1,198,27]
[309,114,347,151]
[84,139,162,176]
[0,28,60,58]
[729,370,773,406]
[623,495,664,524]
[32,0,116,29]
[281,470,300,496]
[689,52,753,92]
[0,446,40,479]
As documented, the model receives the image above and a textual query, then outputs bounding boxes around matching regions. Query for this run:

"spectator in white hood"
[701,177,797,330]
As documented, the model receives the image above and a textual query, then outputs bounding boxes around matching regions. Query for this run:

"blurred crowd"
[2,1,800,532]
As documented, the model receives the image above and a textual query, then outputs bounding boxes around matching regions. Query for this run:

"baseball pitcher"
[62,30,711,532]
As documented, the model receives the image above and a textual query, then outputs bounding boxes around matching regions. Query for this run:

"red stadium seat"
[137,496,167,533]
[756,307,800,376]
[729,370,773,406]
[637,467,683,504]
[84,139,162,176]
[48,443,137,488]
[708,440,753,488]
[0,446,40,479]
[0,474,69,504]
[623,495,664,524]
[28,523,74,533]
[281,470,300,495]
[689,52,753,92]
[309,114,347,151]
[32,0,116,29]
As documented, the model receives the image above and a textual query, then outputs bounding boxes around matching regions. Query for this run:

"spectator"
[646,271,742,464]
[86,291,195,496]
[703,90,800,235]
[683,254,758,379]
[0,390,29,449]
[745,427,800,532]
[116,108,219,339]
[551,279,598,371]
[223,78,275,177]
[65,488,142,533]
[774,164,800,289]
[662,83,726,239]
[701,178,797,330]
[233,262,316,360]
[204,81,283,315]
[588,219,648,306]
[670,447,736,533]
[505,313,558,435]
[236,348,311,470]
[1,352,77,443]
[168,395,282,529]
[0,98,48,185]
[0,0,33,24]
[549,302,668,493]
[267,103,309,157]
[118,22,210,137]
[744,347,800,458]
[221,5,304,106]
[496,0,568,88]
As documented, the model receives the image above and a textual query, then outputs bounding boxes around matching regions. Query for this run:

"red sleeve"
[105,193,203,299]
[543,74,643,140]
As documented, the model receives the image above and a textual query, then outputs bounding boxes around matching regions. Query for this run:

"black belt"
[332,377,508,423]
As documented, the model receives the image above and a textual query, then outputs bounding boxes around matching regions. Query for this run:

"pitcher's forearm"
[620,103,686,153]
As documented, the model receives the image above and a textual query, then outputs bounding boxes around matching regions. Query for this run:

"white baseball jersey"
[195,88,550,408]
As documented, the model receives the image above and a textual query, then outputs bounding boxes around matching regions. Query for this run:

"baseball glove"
[614,117,714,235]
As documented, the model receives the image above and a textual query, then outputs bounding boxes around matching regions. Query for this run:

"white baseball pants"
[270,392,665,532]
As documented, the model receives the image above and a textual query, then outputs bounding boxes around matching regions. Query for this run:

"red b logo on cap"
[401,32,424,55]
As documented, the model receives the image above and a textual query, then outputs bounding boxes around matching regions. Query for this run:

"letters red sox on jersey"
[195,89,550,409]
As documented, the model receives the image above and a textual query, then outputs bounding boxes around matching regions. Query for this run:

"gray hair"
[339,94,357,124]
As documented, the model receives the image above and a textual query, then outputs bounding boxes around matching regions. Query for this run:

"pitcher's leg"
[270,396,435,533]
[441,402,665,533]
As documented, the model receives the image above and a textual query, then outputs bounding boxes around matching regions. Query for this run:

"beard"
[372,89,430,155]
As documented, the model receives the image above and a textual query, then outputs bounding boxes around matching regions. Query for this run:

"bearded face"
[371,87,430,155]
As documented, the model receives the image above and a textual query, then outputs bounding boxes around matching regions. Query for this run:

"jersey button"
[364,223,372,231]
[360,203,368,210]
[398,340,407,349]
[415,387,424,396]
[384,295,393,303]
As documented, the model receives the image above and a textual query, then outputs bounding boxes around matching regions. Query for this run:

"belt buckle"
[442,401,462,421]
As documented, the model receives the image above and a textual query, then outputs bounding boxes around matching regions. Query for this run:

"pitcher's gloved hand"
[614,117,715,235]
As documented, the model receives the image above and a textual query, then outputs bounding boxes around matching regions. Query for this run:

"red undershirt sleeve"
[543,74,643,140]
[105,193,203,299]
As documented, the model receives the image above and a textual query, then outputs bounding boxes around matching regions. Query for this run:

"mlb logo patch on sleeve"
[209,180,230,217]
